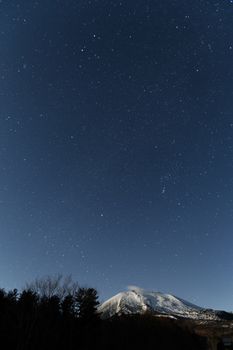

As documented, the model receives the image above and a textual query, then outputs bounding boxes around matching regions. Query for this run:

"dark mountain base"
[99,314,208,350]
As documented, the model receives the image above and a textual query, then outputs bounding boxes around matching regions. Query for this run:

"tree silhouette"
[25,274,79,299]
[75,287,99,322]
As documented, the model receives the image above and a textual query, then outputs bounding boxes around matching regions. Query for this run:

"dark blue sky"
[1,0,233,310]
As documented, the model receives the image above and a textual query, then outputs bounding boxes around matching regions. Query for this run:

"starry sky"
[1,0,233,310]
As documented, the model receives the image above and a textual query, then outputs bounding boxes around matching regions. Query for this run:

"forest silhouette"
[0,275,208,350]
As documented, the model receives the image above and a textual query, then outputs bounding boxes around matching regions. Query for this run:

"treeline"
[0,275,207,350]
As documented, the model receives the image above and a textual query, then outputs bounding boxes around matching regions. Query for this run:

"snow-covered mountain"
[98,287,225,321]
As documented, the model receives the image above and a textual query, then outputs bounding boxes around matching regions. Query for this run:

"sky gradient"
[1,0,233,310]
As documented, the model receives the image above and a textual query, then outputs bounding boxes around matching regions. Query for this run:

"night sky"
[1,0,233,310]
